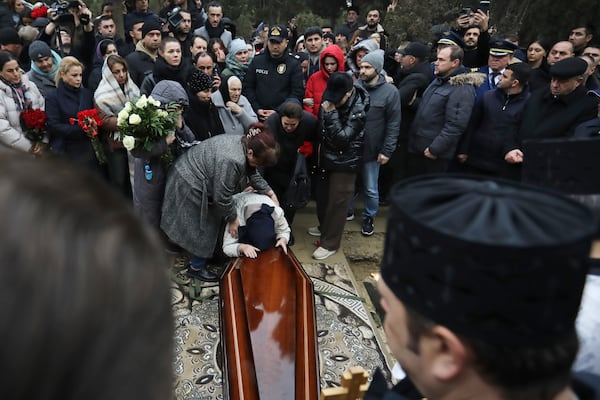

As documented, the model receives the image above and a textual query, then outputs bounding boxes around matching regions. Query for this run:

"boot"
[187,265,219,282]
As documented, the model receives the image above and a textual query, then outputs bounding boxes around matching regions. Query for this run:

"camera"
[50,0,70,16]
[459,7,471,16]
[48,0,80,23]
[159,7,183,31]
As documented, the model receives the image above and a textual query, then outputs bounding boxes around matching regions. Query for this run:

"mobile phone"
[478,0,490,14]
[460,7,471,17]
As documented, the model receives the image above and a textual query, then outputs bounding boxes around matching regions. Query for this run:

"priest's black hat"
[381,175,596,346]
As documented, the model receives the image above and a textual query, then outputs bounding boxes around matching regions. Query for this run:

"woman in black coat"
[262,101,317,226]
[184,68,224,141]
[46,56,102,174]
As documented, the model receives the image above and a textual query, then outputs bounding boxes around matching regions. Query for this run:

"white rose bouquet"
[117,95,179,158]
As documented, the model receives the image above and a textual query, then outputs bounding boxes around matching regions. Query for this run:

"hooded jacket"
[357,74,401,161]
[304,44,346,118]
[408,71,484,160]
[131,80,195,228]
[345,39,379,78]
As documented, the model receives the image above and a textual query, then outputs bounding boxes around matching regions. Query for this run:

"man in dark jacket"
[458,62,531,176]
[504,57,599,177]
[349,49,400,236]
[391,42,434,182]
[126,20,162,87]
[407,46,483,175]
[243,24,304,121]
[309,72,369,261]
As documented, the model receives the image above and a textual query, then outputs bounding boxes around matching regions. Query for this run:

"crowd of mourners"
[1,0,600,278]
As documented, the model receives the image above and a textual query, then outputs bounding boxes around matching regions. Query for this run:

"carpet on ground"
[170,255,392,400]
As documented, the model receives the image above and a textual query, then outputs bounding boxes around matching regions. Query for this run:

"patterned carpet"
[169,255,391,400]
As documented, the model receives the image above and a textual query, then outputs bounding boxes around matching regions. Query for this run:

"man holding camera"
[172,9,193,58]
[37,2,94,65]
[455,7,490,69]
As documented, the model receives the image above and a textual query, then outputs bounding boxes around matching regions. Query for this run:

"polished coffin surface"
[220,248,320,399]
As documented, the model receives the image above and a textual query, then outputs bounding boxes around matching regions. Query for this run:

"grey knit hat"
[28,40,52,61]
[361,49,384,74]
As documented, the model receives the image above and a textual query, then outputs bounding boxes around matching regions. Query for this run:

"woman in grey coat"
[211,75,258,135]
[161,122,280,281]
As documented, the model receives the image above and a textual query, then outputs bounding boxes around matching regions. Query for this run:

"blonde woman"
[46,56,99,172]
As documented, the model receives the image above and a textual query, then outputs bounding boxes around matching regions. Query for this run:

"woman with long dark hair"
[0,50,45,153]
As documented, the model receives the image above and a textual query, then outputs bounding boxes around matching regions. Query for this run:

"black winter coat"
[395,61,434,140]
[263,110,318,191]
[505,85,599,153]
[318,85,369,172]
[460,86,530,173]
[46,81,97,170]
[126,50,155,88]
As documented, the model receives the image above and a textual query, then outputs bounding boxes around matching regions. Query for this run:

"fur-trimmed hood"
[448,72,486,87]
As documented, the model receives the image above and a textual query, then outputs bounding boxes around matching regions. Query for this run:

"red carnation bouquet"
[20,108,47,146]
[31,5,48,19]
[70,109,107,164]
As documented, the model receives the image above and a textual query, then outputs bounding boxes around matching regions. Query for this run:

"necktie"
[490,72,500,89]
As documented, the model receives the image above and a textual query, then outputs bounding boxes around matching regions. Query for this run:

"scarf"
[153,56,188,83]
[94,59,140,116]
[224,52,249,81]
[204,20,225,39]
[29,50,62,83]
[185,93,225,141]
[1,76,33,112]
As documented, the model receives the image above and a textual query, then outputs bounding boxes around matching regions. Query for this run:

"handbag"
[283,150,311,210]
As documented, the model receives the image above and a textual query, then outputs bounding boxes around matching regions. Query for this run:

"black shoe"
[361,217,374,236]
[187,266,219,282]
[288,232,295,246]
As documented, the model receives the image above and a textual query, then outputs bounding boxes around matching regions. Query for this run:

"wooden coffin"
[220,247,320,400]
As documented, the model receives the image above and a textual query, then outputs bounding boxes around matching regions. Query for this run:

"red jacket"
[304,44,346,117]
